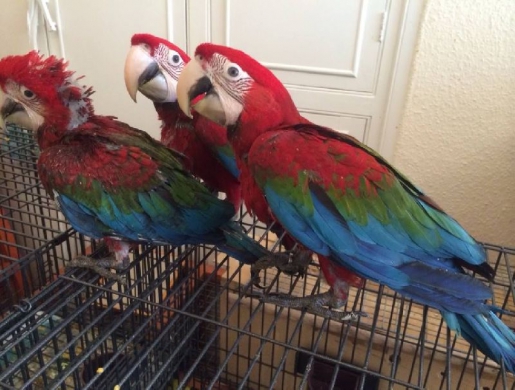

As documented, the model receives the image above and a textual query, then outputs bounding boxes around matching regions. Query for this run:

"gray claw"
[246,289,366,322]
[251,248,313,289]
[67,256,128,285]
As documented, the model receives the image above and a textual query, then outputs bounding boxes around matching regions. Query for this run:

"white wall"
[393,0,515,246]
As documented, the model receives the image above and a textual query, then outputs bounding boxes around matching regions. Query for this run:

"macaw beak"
[177,58,226,125]
[124,45,176,103]
[0,91,25,131]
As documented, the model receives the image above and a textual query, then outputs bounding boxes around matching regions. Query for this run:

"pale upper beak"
[176,57,227,125]
[0,90,27,131]
[124,45,176,103]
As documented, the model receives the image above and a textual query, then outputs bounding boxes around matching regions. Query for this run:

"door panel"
[219,0,388,93]
[300,110,367,139]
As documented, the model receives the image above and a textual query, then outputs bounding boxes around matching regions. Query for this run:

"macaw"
[124,33,241,209]
[176,44,515,371]
[0,51,282,284]
[123,33,315,281]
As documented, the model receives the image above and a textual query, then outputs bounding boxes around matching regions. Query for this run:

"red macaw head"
[0,51,93,132]
[124,33,190,104]
[176,43,300,128]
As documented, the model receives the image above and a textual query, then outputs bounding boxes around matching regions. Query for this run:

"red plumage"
[155,102,241,206]
[0,51,172,276]
[37,117,160,194]
[252,128,393,194]
[0,51,94,133]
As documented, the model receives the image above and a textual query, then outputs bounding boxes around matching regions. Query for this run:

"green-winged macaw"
[0,50,285,284]
[176,43,515,371]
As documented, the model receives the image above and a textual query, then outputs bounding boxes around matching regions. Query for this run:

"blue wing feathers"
[59,183,266,264]
[265,179,495,310]
[251,127,512,370]
[446,312,515,372]
[215,149,240,179]
[264,185,330,255]
[398,262,492,301]
[57,195,107,239]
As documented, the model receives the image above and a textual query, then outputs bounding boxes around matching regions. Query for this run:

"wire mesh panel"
[0,125,514,389]
[0,124,72,314]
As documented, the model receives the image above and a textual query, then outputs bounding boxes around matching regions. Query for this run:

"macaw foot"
[247,288,367,322]
[251,248,313,288]
[67,255,129,285]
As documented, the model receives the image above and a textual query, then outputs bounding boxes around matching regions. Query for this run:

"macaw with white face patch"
[0,50,293,285]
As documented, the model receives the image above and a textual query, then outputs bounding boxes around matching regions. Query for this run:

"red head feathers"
[194,43,298,116]
[0,51,94,132]
[0,51,72,95]
[131,33,190,62]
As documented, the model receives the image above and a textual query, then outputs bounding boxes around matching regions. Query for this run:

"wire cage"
[0,124,514,390]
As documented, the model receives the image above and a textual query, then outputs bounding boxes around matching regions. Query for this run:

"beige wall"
[0,2,32,57]
[393,0,515,246]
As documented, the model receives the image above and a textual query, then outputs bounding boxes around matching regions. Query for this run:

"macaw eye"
[21,87,36,100]
[223,62,248,82]
[168,50,183,66]
[227,66,239,78]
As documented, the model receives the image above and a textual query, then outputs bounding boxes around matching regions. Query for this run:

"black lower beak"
[188,76,214,102]
[138,61,160,87]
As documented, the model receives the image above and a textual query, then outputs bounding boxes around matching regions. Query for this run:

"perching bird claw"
[251,248,313,289]
[247,289,367,322]
[67,255,129,285]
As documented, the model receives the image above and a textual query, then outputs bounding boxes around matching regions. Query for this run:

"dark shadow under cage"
[0,125,514,390]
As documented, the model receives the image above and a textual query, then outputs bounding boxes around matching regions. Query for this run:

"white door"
[14,0,421,158]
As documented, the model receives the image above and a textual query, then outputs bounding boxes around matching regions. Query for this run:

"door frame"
[377,0,426,160]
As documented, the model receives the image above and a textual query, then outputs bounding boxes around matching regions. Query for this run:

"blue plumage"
[215,148,240,179]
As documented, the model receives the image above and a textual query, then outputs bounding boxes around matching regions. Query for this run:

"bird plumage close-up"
[0,51,278,281]
[176,43,515,372]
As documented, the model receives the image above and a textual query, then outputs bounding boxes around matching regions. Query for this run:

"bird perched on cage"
[123,33,318,281]
[0,51,294,284]
[176,43,515,371]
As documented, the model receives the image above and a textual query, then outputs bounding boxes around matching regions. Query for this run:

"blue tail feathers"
[443,310,515,372]
[217,221,271,264]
